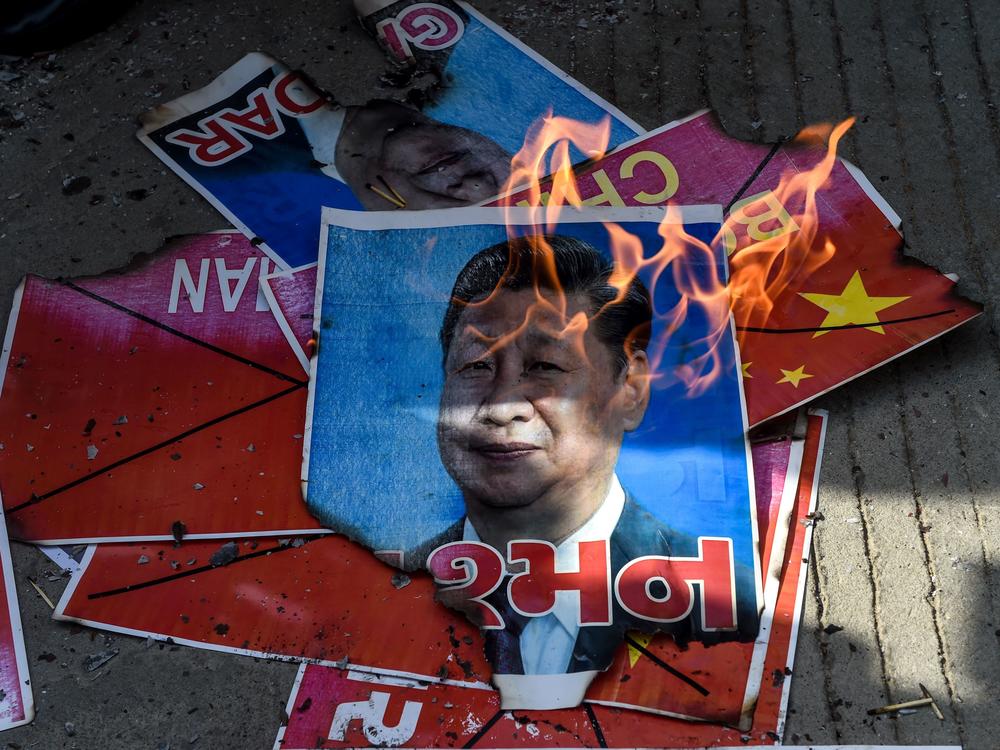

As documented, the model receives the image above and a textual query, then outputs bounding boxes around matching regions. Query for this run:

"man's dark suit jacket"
[410,495,760,675]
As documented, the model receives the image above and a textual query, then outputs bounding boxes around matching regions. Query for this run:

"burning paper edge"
[486,109,901,232]
[259,262,317,375]
[493,110,902,232]
[487,108,711,208]
[0,279,35,730]
[301,203,728,503]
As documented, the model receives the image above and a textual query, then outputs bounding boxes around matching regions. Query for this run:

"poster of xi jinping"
[136,1,641,270]
[303,205,762,709]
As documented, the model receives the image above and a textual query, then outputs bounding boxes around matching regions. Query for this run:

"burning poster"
[303,205,761,709]
[137,3,642,270]
[495,112,981,425]
[273,411,829,747]
[0,232,324,544]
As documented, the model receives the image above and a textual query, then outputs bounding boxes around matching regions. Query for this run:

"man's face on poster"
[337,102,511,209]
[437,287,647,510]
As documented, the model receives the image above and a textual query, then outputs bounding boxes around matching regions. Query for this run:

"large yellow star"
[799,270,910,338]
[741,361,753,379]
[777,365,814,388]
[626,631,654,668]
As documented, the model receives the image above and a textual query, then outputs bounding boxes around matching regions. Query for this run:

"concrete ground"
[1,0,998,747]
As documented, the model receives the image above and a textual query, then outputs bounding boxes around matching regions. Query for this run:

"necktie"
[483,580,528,674]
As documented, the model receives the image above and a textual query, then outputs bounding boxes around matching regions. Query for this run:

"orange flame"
[478,112,854,397]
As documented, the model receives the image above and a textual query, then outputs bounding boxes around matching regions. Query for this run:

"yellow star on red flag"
[799,270,910,338]
[741,361,753,378]
[777,365,813,388]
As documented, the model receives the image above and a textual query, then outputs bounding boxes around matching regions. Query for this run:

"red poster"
[0,233,324,543]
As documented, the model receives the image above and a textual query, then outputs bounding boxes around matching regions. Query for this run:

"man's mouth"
[471,442,541,461]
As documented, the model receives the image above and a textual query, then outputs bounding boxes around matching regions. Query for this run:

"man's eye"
[528,361,565,373]
[458,360,492,374]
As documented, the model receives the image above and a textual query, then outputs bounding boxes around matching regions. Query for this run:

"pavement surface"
[0,0,998,748]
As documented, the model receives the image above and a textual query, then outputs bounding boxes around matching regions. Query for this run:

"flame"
[475,111,853,397]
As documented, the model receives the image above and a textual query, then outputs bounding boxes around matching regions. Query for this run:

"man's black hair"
[440,235,652,373]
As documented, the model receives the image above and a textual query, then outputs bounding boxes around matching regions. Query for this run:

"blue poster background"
[306,215,757,616]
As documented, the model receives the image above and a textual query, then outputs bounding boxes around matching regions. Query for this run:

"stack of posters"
[0,0,982,745]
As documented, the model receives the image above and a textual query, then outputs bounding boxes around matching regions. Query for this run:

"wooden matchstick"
[27,577,55,610]
[366,183,405,208]
[867,697,934,715]
[919,683,945,720]
[377,174,406,206]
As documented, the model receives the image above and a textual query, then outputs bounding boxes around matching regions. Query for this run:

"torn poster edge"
[747,308,979,428]
[489,108,710,207]
[0,278,35,730]
[488,107,902,231]
[306,203,770,718]
[136,53,292,270]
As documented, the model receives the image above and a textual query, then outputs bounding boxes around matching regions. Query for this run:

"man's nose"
[475,369,534,426]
